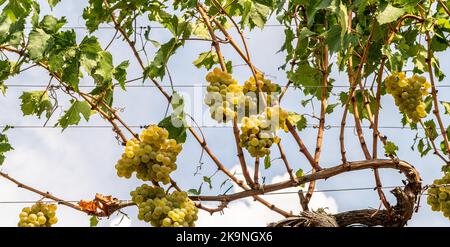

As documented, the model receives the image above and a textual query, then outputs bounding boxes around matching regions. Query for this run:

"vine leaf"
[326,103,339,114]
[79,36,102,76]
[288,62,324,99]
[92,51,114,85]
[79,200,98,214]
[193,51,218,70]
[47,0,61,8]
[190,22,210,39]
[144,38,182,80]
[89,216,99,227]
[27,28,52,60]
[0,126,13,166]
[377,4,406,25]
[384,141,399,156]
[264,154,271,169]
[57,100,92,130]
[203,176,212,189]
[188,189,201,196]
[19,91,53,119]
[296,169,304,178]
[418,138,432,157]
[158,92,187,143]
[424,120,438,141]
[39,15,67,34]
[441,101,450,115]
[114,60,129,91]
[228,0,273,29]
[0,60,11,95]
[159,116,187,144]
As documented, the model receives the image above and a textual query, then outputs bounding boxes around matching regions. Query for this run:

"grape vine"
[0,0,449,228]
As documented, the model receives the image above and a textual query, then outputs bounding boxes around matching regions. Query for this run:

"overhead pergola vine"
[0,0,450,227]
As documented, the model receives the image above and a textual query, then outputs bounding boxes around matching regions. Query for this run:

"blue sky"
[0,0,449,227]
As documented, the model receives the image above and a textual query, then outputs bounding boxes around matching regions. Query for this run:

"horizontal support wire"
[22,24,293,30]
[0,184,442,204]
[4,84,450,89]
[0,125,428,130]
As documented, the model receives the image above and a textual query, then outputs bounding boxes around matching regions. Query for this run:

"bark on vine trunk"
[268,159,422,227]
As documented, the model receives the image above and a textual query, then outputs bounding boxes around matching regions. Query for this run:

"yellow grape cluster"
[427,170,450,219]
[204,68,282,123]
[115,125,182,184]
[18,203,58,227]
[205,67,243,123]
[131,184,198,227]
[384,72,431,123]
[239,106,288,157]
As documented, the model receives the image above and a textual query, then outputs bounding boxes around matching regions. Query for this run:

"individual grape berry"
[131,184,198,227]
[384,72,430,123]
[115,125,182,184]
[18,202,58,227]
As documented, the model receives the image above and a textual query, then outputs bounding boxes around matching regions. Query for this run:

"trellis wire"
[0,184,443,204]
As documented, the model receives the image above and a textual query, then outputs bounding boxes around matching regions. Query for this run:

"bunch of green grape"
[427,168,450,219]
[115,125,182,184]
[239,106,288,157]
[384,72,431,123]
[131,184,198,227]
[18,202,58,227]
[204,67,242,123]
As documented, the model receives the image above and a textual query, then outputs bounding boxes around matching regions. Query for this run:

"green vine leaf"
[158,92,187,143]
[203,176,212,189]
[187,188,201,196]
[441,101,450,115]
[377,4,406,25]
[0,126,13,166]
[89,216,99,227]
[47,0,61,8]
[384,141,399,156]
[264,154,271,169]
[27,28,53,60]
[288,61,324,99]
[158,116,187,144]
[193,51,219,70]
[144,38,182,80]
[79,36,102,76]
[19,91,53,119]
[57,100,92,130]
[114,60,129,91]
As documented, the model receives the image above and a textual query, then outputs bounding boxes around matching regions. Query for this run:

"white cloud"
[196,166,338,227]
